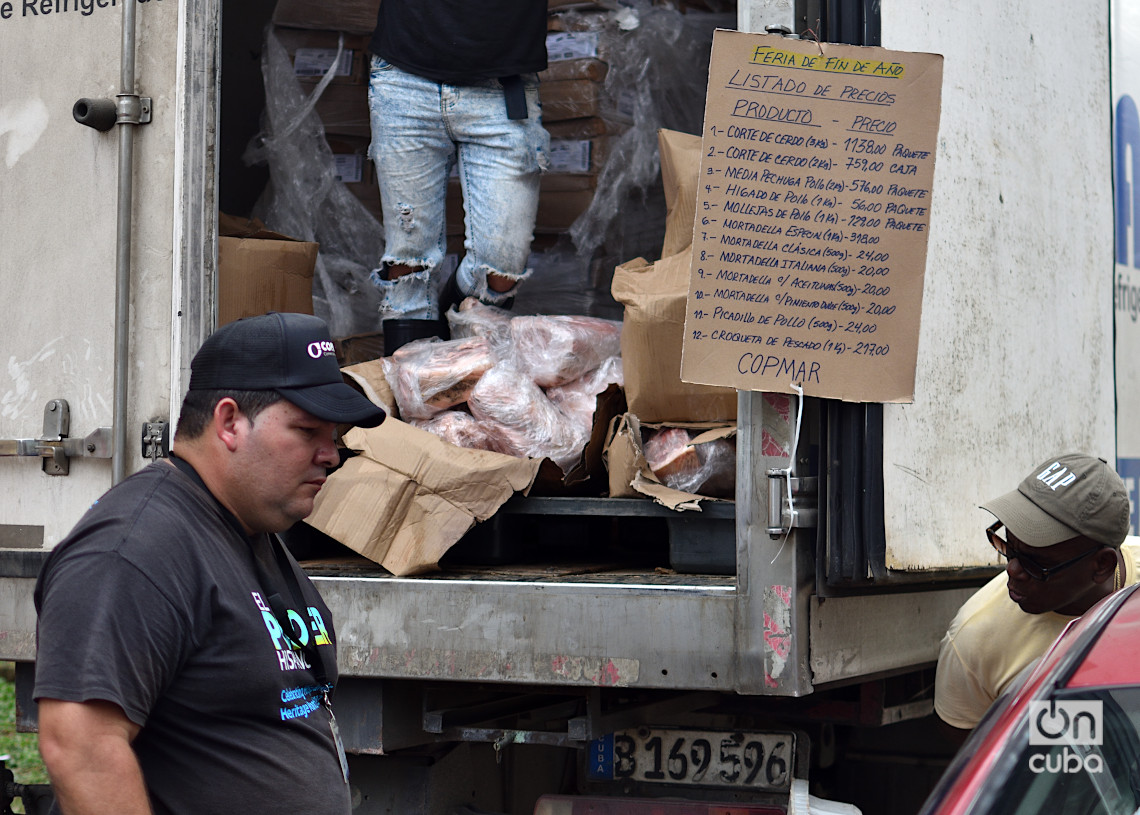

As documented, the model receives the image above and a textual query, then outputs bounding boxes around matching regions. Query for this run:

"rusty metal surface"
[0,577,39,662]
[317,573,738,690]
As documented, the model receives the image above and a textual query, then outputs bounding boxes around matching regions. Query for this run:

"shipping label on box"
[333,152,365,184]
[548,139,593,173]
[546,31,599,62]
[293,47,355,78]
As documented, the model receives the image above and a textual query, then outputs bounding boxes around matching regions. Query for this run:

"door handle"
[0,400,112,475]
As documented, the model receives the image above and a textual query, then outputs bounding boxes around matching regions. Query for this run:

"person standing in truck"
[33,312,386,815]
[935,453,1140,732]
[366,0,550,338]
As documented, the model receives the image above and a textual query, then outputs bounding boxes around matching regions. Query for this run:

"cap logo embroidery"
[306,340,335,359]
[1037,462,1078,491]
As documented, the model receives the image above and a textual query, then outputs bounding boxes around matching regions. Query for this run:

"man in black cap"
[34,313,384,815]
[935,453,1139,732]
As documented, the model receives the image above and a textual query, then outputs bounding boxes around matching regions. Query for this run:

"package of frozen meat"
[508,314,622,388]
[409,410,504,453]
[467,364,589,473]
[382,336,494,419]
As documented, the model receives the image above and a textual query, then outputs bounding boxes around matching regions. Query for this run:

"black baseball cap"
[188,312,385,427]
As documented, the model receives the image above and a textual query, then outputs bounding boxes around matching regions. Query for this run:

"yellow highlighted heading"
[749,46,905,78]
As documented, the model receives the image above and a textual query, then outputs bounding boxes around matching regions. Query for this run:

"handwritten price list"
[680,31,944,403]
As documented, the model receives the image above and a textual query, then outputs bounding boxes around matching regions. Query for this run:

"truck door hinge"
[767,470,819,538]
[0,400,112,475]
[141,422,170,461]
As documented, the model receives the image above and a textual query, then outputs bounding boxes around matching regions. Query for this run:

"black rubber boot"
[382,318,449,356]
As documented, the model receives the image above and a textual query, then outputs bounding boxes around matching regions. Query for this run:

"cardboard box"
[605,412,736,510]
[335,332,386,366]
[306,419,543,575]
[311,83,371,138]
[540,57,609,84]
[611,250,738,422]
[535,189,596,232]
[217,214,318,326]
[276,27,371,86]
[658,128,701,257]
[541,173,598,194]
[272,0,380,35]
[326,136,380,219]
[539,79,611,123]
[544,116,628,141]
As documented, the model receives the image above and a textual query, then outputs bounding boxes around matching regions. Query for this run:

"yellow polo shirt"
[934,538,1140,730]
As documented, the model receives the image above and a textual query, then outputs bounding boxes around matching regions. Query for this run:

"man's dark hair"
[174,389,284,441]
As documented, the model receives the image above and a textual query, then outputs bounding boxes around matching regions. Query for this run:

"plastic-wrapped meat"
[467,365,588,473]
[695,437,736,499]
[546,356,623,436]
[409,410,504,453]
[446,297,513,353]
[643,427,737,496]
[643,427,701,489]
[509,315,622,388]
[382,336,494,419]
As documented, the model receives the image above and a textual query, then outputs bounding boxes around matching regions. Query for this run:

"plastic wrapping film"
[382,336,495,419]
[244,27,383,339]
[508,314,623,387]
[547,356,623,431]
[556,4,734,259]
[643,426,736,498]
[385,312,624,474]
[408,411,506,453]
[447,299,515,356]
[244,8,729,332]
[467,365,589,473]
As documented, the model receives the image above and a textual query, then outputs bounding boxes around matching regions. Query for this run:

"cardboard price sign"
[680,31,943,403]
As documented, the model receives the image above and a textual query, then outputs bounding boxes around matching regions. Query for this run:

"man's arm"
[37,698,151,815]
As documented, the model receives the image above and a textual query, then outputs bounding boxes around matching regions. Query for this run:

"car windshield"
[979,687,1140,815]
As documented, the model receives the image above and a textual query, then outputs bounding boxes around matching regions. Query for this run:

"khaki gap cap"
[981,453,1129,548]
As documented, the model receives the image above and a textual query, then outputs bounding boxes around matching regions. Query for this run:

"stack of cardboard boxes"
[535,26,630,234]
[268,0,638,250]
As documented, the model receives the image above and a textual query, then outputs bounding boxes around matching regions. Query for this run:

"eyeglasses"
[986,521,1103,581]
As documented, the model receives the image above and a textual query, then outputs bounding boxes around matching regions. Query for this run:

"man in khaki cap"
[935,453,1139,731]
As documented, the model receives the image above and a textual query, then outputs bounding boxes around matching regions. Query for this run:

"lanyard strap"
[168,454,331,688]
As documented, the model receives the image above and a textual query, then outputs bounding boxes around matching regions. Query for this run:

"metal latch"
[141,422,170,461]
[0,400,112,476]
[767,470,819,537]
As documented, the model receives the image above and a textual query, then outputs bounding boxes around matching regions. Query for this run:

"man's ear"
[212,398,244,452]
[1091,547,1120,585]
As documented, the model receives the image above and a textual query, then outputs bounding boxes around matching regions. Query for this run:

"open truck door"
[0,0,216,549]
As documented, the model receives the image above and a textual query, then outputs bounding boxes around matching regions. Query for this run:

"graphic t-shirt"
[34,461,350,815]
[369,0,548,85]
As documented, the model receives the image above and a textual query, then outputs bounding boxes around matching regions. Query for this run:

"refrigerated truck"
[0,0,1126,812]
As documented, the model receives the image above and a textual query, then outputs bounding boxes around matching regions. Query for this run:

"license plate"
[587,728,795,791]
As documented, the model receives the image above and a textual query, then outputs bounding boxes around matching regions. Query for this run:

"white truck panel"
[1112,2,1140,532]
[0,1,184,544]
[879,2,1115,569]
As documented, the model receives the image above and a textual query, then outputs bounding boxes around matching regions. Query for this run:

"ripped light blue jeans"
[367,57,550,320]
